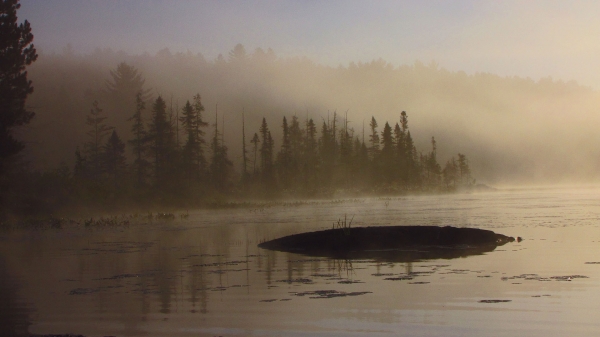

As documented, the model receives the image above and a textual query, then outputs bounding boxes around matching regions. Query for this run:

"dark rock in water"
[258,226,514,262]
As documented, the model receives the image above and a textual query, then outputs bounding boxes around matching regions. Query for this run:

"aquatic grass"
[333,214,354,236]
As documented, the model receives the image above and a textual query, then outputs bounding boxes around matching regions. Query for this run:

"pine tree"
[424,137,441,187]
[128,92,149,187]
[442,157,458,188]
[105,62,151,101]
[259,118,274,185]
[302,118,318,191]
[379,122,395,183]
[192,94,208,176]
[103,130,127,189]
[250,133,260,176]
[368,116,380,159]
[405,130,419,186]
[84,101,113,181]
[394,122,406,183]
[241,109,248,181]
[147,96,174,187]
[0,0,38,171]
[288,115,303,184]
[105,62,151,140]
[457,153,472,185]
[209,108,232,191]
[276,117,292,188]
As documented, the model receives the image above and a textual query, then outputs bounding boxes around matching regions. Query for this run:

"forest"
[5,11,600,217]
[3,57,475,216]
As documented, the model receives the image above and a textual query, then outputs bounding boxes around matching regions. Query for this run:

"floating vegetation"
[155,212,175,220]
[292,290,371,299]
[69,285,123,295]
[80,241,155,255]
[408,282,430,284]
[384,276,414,281]
[585,262,600,264]
[501,274,588,282]
[338,279,364,284]
[479,299,512,303]
[311,273,339,278]
[276,278,313,284]
[193,260,249,268]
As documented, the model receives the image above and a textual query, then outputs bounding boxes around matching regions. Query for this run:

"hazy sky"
[19,0,600,88]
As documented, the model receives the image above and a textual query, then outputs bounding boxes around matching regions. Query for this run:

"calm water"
[3,187,600,336]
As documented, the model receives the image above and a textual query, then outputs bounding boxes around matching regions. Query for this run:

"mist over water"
[22,47,600,186]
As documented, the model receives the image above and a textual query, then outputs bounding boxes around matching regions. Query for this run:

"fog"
[21,46,600,186]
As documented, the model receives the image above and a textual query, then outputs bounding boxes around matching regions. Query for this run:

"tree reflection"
[0,257,31,337]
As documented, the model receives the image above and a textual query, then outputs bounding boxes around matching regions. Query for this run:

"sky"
[18,0,600,89]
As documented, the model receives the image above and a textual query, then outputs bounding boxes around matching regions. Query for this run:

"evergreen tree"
[379,122,395,183]
[228,43,248,62]
[241,109,248,181]
[105,62,151,140]
[179,95,207,185]
[338,114,354,185]
[259,118,274,184]
[404,130,419,186]
[84,101,113,181]
[250,133,260,176]
[128,92,149,187]
[457,153,472,185]
[288,115,303,183]
[276,116,292,188]
[423,137,441,187]
[368,116,380,159]
[73,146,88,179]
[147,96,174,187]
[0,0,38,171]
[209,114,232,191]
[302,118,318,191]
[394,122,406,182]
[442,157,458,188]
[319,120,335,187]
[102,130,127,189]
[105,62,151,101]
[192,94,208,175]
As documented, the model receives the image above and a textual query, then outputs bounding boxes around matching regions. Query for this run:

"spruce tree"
[192,94,208,177]
[250,133,260,176]
[259,118,274,184]
[457,153,471,185]
[368,116,380,159]
[128,92,149,187]
[276,116,292,188]
[379,122,395,183]
[0,0,38,171]
[209,110,232,191]
[84,101,113,181]
[103,130,127,189]
[105,62,151,140]
[442,157,458,188]
[147,96,173,187]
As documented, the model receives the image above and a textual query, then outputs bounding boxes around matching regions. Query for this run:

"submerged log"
[258,226,514,262]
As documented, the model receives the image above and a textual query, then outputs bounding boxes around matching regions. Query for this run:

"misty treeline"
[5,40,600,216]
[23,43,600,187]
[68,74,474,209]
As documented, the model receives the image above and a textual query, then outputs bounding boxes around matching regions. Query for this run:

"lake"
[2,187,600,336]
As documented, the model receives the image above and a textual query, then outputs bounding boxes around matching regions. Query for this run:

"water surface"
[2,187,600,336]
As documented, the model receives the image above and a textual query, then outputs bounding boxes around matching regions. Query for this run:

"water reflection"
[0,256,31,336]
[3,190,600,336]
